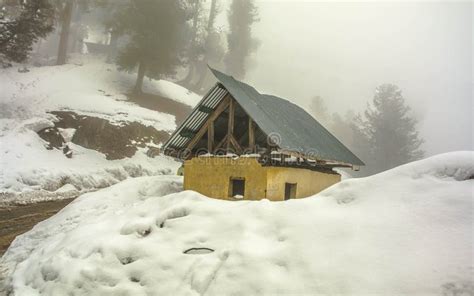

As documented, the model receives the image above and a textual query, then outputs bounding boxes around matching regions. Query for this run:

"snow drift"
[0,152,473,295]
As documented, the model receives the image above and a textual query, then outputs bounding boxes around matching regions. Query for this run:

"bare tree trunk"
[106,30,119,63]
[193,0,217,92]
[57,0,74,65]
[181,1,201,86]
[207,0,218,33]
[134,61,147,94]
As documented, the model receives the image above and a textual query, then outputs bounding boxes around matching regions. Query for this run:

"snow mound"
[1,152,472,295]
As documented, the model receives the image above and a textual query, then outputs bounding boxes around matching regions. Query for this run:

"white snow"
[1,152,472,295]
[0,122,180,202]
[54,184,77,193]
[0,56,195,201]
[1,55,200,132]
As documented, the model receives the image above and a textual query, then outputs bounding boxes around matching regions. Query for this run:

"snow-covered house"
[163,68,364,200]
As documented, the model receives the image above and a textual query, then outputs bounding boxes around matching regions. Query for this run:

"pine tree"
[180,0,205,88]
[180,0,225,93]
[0,0,55,64]
[56,0,74,65]
[354,84,424,174]
[112,0,187,93]
[224,0,259,79]
[193,0,225,91]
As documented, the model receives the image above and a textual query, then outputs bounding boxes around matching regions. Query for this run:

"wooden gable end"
[183,94,266,158]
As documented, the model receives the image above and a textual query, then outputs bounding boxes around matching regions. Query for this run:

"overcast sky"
[237,1,472,156]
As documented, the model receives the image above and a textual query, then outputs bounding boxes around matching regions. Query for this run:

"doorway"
[284,183,297,200]
[230,178,245,198]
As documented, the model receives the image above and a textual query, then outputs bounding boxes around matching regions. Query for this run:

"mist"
[242,1,472,157]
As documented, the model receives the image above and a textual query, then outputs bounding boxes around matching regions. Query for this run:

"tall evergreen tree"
[112,0,187,93]
[354,84,424,174]
[56,0,74,65]
[224,0,259,79]
[180,0,224,93]
[193,0,225,91]
[180,0,205,87]
[0,0,55,64]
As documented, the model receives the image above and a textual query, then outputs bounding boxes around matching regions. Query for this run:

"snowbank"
[1,152,472,295]
[0,116,180,200]
[0,56,197,199]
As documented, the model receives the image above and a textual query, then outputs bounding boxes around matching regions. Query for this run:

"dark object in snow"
[146,147,161,158]
[37,127,65,150]
[138,228,151,237]
[17,67,29,73]
[130,277,140,283]
[183,247,214,255]
[63,145,72,158]
[119,256,135,265]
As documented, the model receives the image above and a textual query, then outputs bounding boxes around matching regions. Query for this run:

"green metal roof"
[209,67,365,166]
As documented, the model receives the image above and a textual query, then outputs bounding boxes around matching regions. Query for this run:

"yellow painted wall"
[184,157,268,200]
[183,157,341,201]
[266,166,341,200]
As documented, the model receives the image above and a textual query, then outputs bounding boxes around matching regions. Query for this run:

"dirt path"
[128,92,193,125]
[0,199,74,256]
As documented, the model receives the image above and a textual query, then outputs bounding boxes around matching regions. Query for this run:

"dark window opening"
[285,183,297,200]
[230,178,245,198]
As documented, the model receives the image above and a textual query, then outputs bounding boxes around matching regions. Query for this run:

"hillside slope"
[0,57,199,203]
[1,152,472,295]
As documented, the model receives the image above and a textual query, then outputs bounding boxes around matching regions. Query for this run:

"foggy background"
[1,0,472,173]
[245,1,472,157]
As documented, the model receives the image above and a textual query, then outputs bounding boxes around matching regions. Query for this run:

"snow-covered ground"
[1,56,199,131]
[0,56,199,201]
[1,152,472,295]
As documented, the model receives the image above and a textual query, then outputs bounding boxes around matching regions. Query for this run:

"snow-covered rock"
[54,184,77,194]
[1,152,472,295]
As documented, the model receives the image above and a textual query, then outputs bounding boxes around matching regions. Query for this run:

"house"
[163,68,364,201]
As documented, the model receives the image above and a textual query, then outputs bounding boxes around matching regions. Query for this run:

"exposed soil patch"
[128,92,192,125]
[46,111,170,160]
[0,198,75,256]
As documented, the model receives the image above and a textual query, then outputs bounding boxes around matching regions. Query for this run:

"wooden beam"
[229,134,243,154]
[214,134,228,153]
[185,95,230,154]
[207,120,214,152]
[226,98,235,151]
[248,118,255,152]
